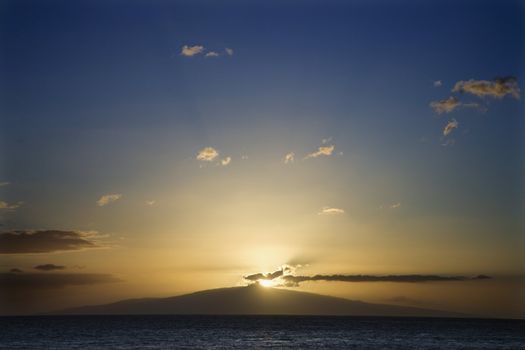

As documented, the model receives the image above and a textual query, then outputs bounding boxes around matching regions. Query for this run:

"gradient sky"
[1,0,524,317]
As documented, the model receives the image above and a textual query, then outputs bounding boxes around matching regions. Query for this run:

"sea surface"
[0,316,524,349]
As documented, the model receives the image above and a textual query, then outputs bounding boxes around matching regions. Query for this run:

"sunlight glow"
[257,279,274,288]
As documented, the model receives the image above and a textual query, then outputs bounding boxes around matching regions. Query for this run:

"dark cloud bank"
[0,230,99,254]
[34,264,66,271]
[244,267,491,287]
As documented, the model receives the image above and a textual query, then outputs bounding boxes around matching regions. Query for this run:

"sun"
[257,279,274,288]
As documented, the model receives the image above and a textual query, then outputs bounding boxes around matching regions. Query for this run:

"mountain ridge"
[51,285,465,317]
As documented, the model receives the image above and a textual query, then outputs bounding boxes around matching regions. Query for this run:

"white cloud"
[434,80,443,87]
[241,155,249,160]
[145,200,156,206]
[318,207,345,215]
[305,145,335,159]
[283,152,295,164]
[0,201,23,210]
[322,137,332,144]
[196,147,219,162]
[225,48,234,56]
[96,194,122,207]
[205,51,219,58]
[221,157,232,166]
[430,96,461,114]
[181,45,205,57]
[443,119,458,136]
[452,77,520,99]
[390,202,401,209]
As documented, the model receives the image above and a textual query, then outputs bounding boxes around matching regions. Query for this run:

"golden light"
[258,279,274,288]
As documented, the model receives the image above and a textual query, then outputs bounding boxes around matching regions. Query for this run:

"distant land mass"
[53,285,464,317]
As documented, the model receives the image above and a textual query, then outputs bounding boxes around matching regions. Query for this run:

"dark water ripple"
[0,316,523,349]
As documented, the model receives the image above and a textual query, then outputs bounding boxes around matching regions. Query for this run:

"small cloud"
[0,272,119,289]
[196,147,219,162]
[318,207,345,215]
[96,194,122,207]
[205,51,219,58]
[221,157,232,166]
[452,77,520,99]
[430,96,461,114]
[225,48,234,56]
[180,45,204,57]
[9,268,23,273]
[241,155,249,160]
[34,264,65,271]
[390,202,401,209]
[434,80,443,87]
[283,152,295,164]
[443,119,459,136]
[0,201,23,210]
[0,182,10,187]
[441,139,456,147]
[0,230,102,254]
[305,145,335,159]
[145,200,156,206]
[322,137,333,144]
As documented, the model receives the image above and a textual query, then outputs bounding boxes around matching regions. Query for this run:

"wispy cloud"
[0,201,23,210]
[283,152,295,164]
[433,80,443,87]
[441,139,456,147]
[452,77,520,99]
[205,51,219,58]
[0,230,102,254]
[430,96,461,114]
[390,202,401,209]
[305,145,335,159]
[225,48,234,56]
[0,182,10,187]
[221,157,232,166]
[96,194,122,207]
[318,207,345,215]
[34,264,66,271]
[196,147,219,162]
[180,45,204,57]
[443,119,458,136]
[145,200,156,206]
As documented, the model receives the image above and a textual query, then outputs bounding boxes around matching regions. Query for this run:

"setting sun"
[257,280,274,288]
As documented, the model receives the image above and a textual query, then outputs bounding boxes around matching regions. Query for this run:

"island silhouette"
[53,284,463,317]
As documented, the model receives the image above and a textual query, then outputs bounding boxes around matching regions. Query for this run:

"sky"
[0,0,524,317]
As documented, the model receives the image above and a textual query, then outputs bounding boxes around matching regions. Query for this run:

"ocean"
[0,316,524,349]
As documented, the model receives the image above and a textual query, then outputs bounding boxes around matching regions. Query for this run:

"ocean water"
[0,316,524,349]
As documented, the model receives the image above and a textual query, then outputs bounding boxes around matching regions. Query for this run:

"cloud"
[390,202,401,209]
[322,137,333,144]
[441,139,456,147]
[9,268,23,273]
[0,182,10,186]
[96,193,122,207]
[196,147,219,162]
[0,272,119,289]
[225,48,234,56]
[34,264,66,271]
[145,200,156,206]
[452,77,520,99]
[205,51,219,58]
[443,119,458,136]
[180,45,204,57]
[430,96,461,114]
[220,157,232,166]
[283,152,295,164]
[305,145,335,159]
[0,201,23,210]
[318,207,345,215]
[434,80,443,87]
[279,274,491,287]
[0,230,101,254]
[243,265,491,287]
